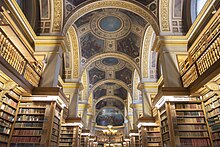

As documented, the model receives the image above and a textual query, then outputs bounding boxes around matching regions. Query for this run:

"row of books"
[0,111,14,121]
[0,143,7,147]
[11,137,41,142]
[145,127,160,132]
[147,132,160,137]
[212,132,220,139]
[0,126,10,134]
[176,111,204,116]
[60,138,73,142]
[205,99,220,112]
[178,132,208,137]
[207,108,220,118]
[61,130,73,134]
[59,142,72,146]
[17,115,45,121]
[0,118,11,128]
[196,39,220,75]
[60,134,73,138]
[162,133,169,140]
[19,102,46,107]
[13,130,43,135]
[0,135,8,142]
[0,103,16,114]
[204,95,219,105]
[177,124,207,130]
[214,140,220,146]
[2,95,17,107]
[177,118,205,123]
[211,124,220,131]
[15,122,43,127]
[161,126,169,133]
[175,104,202,109]
[180,138,210,146]
[147,137,161,142]
[18,109,45,114]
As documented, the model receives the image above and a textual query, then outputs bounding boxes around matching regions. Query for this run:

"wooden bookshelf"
[59,122,82,147]
[203,90,220,147]
[138,123,161,147]
[174,102,211,147]
[155,96,212,147]
[50,104,62,147]
[10,101,49,147]
[59,125,73,147]
[129,130,139,147]
[0,92,19,147]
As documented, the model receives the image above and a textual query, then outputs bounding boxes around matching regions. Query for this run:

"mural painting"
[99,16,122,32]
[101,57,119,66]
[120,9,147,27]
[115,68,132,85]
[114,87,127,100]
[117,33,140,58]
[75,10,101,27]
[96,98,124,110]
[89,68,105,85]
[96,108,124,126]
[93,87,107,99]
[80,33,104,59]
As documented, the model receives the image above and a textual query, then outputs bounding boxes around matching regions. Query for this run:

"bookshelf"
[158,103,171,147]
[174,102,211,147]
[155,96,212,147]
[202,90,220,147]
[59,125,74,147]
[10,101,49,147]
[0,92,19,147]
[50,104,62,146]
[59,122,83,147]
[129,130,139,147]
[138,122,161,147]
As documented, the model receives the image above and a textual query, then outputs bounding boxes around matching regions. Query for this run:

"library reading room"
[0,0,220,147]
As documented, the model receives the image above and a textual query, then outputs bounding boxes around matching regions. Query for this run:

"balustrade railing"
[0,29,42,87]
[179,14,220,87]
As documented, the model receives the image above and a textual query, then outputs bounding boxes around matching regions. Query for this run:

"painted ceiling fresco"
[96,98,124,110]
[89,67,105,85]
[93,87,107,99]
[117,32,140,58]
[64,0,158,20]
[115,68,132,85]
[80,33,104,59]
[96,108,124,126]
[74,8,146,62]
[114,87,128,100]
[72,8,147,127]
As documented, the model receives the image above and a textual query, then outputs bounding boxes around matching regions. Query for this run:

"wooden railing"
[0,29,42,87]
[179,13,220,87]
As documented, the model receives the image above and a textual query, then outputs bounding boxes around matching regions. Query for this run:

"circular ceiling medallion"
[91,10,131,39]
[96,57,126,71]
[99,16,122,32]
[102,57,119,66]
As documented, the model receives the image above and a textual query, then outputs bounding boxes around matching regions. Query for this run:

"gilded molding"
[81,53,140,76]
[68,27,79,78]
[52,0,62,32]
[160,0,170,31]
[142,26,154,78]
[63,0,159,35]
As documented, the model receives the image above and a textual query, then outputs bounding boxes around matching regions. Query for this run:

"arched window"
[191,0,207,22]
